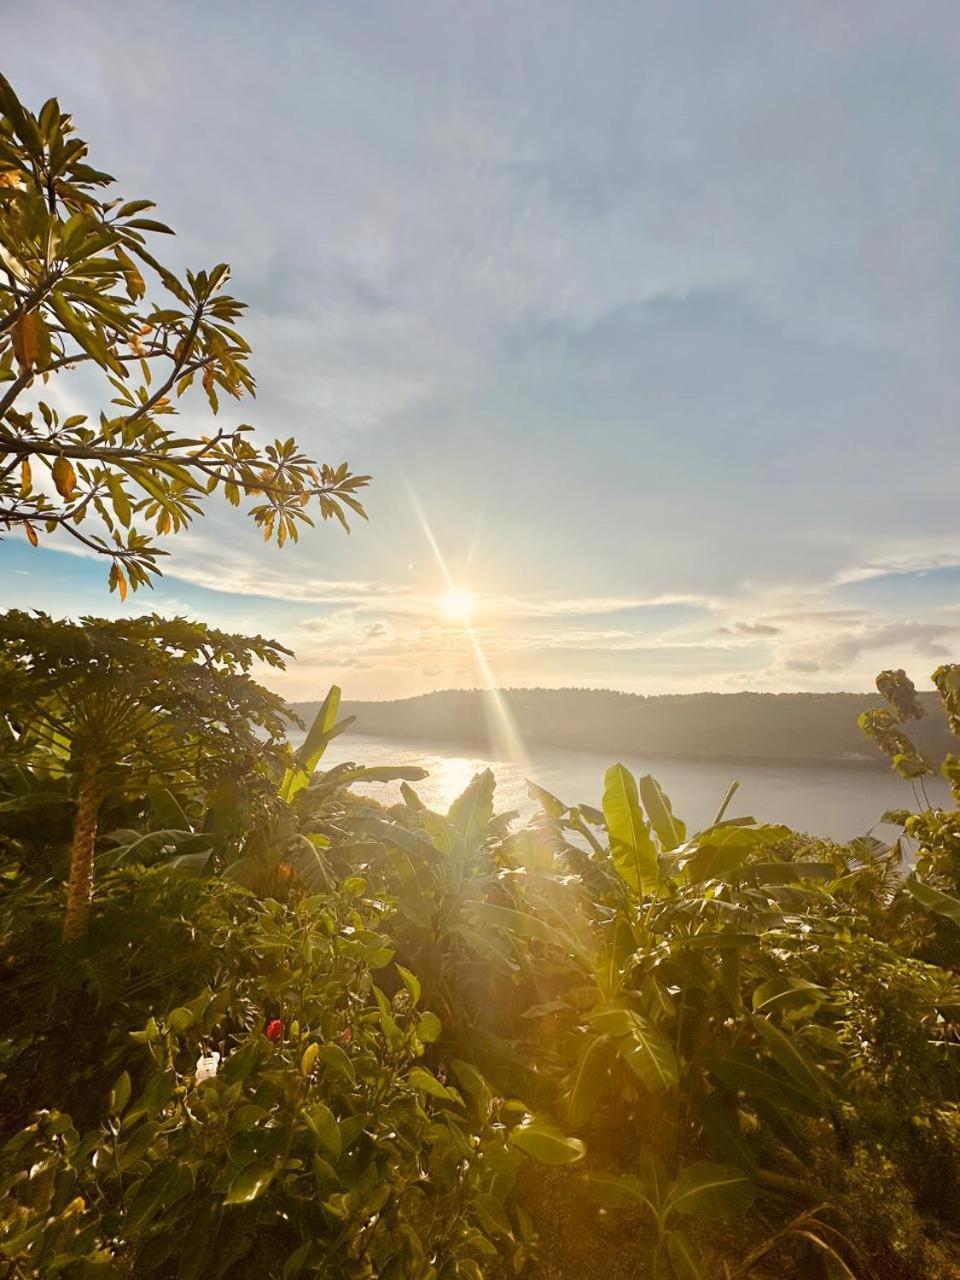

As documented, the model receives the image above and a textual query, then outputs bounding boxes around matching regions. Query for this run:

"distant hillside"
[290,687,954,767]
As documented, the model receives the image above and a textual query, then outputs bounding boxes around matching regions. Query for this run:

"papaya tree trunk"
[62,762,104,942]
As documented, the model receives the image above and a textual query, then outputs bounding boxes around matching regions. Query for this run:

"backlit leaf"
[603,763,658,892]
[509,1115,586,1165]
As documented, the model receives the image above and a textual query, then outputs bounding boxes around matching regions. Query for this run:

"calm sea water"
[310,731,950,841]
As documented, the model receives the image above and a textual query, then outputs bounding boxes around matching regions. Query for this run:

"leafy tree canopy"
[0,73,369,595]
[0,609,296,938]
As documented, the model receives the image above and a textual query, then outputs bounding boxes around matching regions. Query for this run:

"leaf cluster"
[0,73,369,593]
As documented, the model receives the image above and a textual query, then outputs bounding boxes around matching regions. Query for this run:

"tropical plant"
[860,665,960,961]
[0,882,530,1279]
[0,610,292,939]
[350,756,960,1276]
[5,646,960,1276]
[98,684,431,899]
[0,72,369,593]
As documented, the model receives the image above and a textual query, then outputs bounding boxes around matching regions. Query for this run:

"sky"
[4,1,960,702]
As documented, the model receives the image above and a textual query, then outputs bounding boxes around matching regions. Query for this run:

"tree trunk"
[62,763,103,942]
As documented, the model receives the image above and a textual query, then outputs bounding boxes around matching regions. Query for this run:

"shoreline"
[310,724,893,773]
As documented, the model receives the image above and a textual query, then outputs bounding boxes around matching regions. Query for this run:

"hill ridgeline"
[290,687,954,767]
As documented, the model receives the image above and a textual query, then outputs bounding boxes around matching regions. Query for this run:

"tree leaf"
[305,1102,341,1160]
[407,1066,460,1103]
[704,1053,820,1116]
[473,1192,514,1239]
[664,1229,706,1279]
[417,1011,442,1043]
[224,1159,275,1205]
[617,1020,679,1093]
[314,1042,355,1086]
[109,1070,131,1116]
[467,900,558,946]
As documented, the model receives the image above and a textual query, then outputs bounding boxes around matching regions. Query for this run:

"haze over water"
[316,731,949,841]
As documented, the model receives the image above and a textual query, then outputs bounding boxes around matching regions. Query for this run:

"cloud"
[7,3,960,699]
[771,620,959,676]
[833,551,960,586]
[733,621,781,635]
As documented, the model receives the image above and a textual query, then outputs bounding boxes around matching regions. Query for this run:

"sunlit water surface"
[300,731,949,840]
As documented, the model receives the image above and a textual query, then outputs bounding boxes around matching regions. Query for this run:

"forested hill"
[291,687,955,766]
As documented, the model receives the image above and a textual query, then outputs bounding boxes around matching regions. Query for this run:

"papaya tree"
[0,72,368,594]
[0,609,294,939]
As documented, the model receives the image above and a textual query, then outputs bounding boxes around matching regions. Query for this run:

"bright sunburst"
[440,587,476,623]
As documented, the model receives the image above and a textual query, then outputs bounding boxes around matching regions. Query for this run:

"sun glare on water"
[440,587,476,623]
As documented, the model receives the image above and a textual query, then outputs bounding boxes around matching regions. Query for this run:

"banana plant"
[583,1152,755,1279]
[101,685,429,897]
[486,763,851,1247]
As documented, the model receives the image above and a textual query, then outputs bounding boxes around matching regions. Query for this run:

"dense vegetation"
[4,615,960,1279]
[301,687,956,766]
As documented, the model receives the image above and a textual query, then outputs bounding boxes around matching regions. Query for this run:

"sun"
[440,587,476,623]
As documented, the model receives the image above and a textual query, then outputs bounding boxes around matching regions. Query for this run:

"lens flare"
[406,484,527,771]
[440,588,476,623]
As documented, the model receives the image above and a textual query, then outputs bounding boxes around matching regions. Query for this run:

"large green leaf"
[580,1171,648,1209]
[666,1162,755,1220]
[448,768,495,845]
[751,975,826,1015]
[283,833,334,890]
[468,900,559,946]
[588,1004,678,1092]
[509,1115,586,1165]
[704,1052,820,1116]
[281,687,353,802]
[638,774,686,851]
[617,1020,679,1093]
[602,763,658,893]
[314,1042,356,1086]
[664,1230,706,1279]
[563,1034,615,1127]
[681,824,793,884]
[363,815,442,865]
[906,875,960,928]
[527,779,567,819]
[751,1015,825,1097]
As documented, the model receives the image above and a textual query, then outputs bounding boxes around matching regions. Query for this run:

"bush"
[0,872,523,1278]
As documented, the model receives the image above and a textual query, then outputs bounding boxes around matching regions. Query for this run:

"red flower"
[266,1018,283,1043]
[339,1025,353,1044]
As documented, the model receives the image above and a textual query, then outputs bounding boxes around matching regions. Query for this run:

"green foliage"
[0,73,368,592]
[0,878,523,1278]
[0,609,294,937]
[5,642,960,1275]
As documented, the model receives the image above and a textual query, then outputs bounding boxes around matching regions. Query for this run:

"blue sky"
[4,1,960,701]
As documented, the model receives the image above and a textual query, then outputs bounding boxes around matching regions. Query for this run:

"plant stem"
[62,761,103,942]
